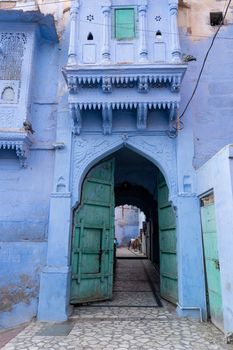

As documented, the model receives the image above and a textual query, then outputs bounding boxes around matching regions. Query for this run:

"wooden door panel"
[158,174,178,304]
[73,278,109,303]
[71,159,115,304]
[201,200,223,331]
[159,207,176,229]
[203,233,218,261]
[160,277,178,303]
[160,253,177,277]
[81,205,111,227]
[83,181,112,205]
[160,228,176,252]
[201,205,217,233]
[205,260,222,294]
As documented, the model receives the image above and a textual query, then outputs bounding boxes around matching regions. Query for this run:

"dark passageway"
[71,147,178,308]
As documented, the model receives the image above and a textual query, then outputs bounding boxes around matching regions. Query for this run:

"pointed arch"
[71,135,177,208]
[87,32,94,40]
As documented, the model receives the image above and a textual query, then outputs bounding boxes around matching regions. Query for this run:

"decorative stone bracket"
[69,100,180,134]
[169,105,178,134]
[0,131,32,167]
[102,77,112,93]
[68,76,78,94]
[137,103,148,129]
[70,103,82,135]
[138,77,149,93]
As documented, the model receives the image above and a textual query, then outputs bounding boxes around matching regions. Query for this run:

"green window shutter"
[115,8,135,40]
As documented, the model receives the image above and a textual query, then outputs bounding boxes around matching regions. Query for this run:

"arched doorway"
[70,148,178,305]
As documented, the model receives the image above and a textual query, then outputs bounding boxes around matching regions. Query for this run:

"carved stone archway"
[71,134,177,208]
[38,133,207,323]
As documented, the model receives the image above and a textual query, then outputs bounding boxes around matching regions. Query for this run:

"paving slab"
[1,259,232,350]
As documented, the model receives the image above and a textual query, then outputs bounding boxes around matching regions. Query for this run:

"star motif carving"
[155,16,162,21]
[87,15,94,22]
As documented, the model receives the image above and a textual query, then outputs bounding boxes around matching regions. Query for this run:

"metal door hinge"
[214,259,220,270]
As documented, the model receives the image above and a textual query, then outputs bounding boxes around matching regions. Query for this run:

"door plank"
[71,159,115,304]
[201,199,223,331]
[158,173,178,304]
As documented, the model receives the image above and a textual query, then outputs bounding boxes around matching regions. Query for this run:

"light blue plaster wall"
[0,242,47,328]
[179,24,233,168]
[178,19,233,331]
[2,2,233,332]
[0,24,59,327]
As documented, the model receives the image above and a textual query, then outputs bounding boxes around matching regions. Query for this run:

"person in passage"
[114,237,119,248]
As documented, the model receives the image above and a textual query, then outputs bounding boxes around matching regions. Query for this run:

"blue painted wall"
[179,23,233,168]
[1,0,233,332]
[115,205,140,246]
[0,24,58,327]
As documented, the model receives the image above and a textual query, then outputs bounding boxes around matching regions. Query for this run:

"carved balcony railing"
[63,64,187,135]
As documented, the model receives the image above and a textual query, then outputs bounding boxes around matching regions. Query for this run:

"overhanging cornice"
[0,130,32,167]
[0,10,58,42]
[63,64,187,85]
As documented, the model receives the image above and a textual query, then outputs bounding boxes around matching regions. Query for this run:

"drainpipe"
[177,303,203,322]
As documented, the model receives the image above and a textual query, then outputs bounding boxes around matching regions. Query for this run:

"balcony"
[63,63,187,135]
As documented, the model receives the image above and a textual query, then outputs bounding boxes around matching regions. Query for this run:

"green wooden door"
[70,159,115,304]
[158,173,178,304]
[201,194,223,330]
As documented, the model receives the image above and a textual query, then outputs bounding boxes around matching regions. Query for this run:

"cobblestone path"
[1,259,233,350]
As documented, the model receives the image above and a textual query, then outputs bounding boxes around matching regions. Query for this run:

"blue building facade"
[0,0,233,335]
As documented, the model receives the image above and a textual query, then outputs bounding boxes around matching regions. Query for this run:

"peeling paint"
[0,275,39,313]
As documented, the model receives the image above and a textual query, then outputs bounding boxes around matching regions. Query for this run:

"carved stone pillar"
[138,4,148,63]
[102,3,111,63]
[169,0,181,63]
[68,0,79,65]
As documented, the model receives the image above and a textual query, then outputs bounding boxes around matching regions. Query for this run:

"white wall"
[197,144,233,333]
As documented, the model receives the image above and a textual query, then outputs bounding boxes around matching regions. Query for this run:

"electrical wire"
[5,0,232,138]
[178,0,232,122]
[2,0,233,42]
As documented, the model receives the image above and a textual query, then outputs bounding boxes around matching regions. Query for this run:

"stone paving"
[116,247,146,258]
[1,259,233,350]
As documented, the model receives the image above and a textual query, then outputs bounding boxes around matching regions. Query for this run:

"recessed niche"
[87,32,94,40]
[116,43,134,63]
[1,87,15,102]
[156,30,162,39]
[154,42,166,62]
[82,44,96,64]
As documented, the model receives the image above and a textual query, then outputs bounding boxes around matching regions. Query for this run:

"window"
[210,12,223,26]
[115,8,135,40]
